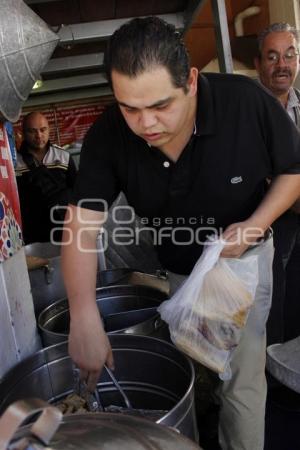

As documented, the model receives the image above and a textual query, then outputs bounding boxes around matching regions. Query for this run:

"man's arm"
[221,174,300,257]
[61,204,114,391]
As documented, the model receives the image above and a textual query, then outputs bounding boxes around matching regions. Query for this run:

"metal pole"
[211,0,233,73]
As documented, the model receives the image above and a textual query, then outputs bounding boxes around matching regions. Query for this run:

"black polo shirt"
[73,73,300,274]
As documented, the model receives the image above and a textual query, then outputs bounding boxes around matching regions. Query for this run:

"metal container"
[0,398,201,450]
[0,335,198,442]
[0,0,59,122]
[267,337,300,393]
[25,243,169,318]
[25,243,65,317]
[97,268,169,294]
[38,285,170,346]
[25,242,61,259]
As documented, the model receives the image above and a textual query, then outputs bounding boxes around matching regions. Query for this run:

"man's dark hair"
[257,22,300,57]
[104,16,191,92]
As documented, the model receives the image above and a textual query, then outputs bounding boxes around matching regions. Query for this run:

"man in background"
[16,112,77,244]
[255,22,300,344]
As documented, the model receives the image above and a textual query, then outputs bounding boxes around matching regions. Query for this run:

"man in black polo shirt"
[61,17,300,450]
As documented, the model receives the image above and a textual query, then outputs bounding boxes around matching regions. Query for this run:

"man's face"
[111,66,197,150]
[24,114,50,152]
[255,31,300,96]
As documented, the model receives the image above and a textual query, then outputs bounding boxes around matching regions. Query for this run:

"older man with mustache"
[255,23,300,345]
[255,22,300,111]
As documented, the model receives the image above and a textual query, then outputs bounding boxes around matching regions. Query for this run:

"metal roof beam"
[57,13,184,45]
[32,73,108,95]
[25,86,112,107]
[42,53,104,75]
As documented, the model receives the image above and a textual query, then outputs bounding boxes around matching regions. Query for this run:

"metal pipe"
[234,6,261,37]
[211,0,233,73]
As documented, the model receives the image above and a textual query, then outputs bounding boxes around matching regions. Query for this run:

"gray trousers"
[168,237,274,450]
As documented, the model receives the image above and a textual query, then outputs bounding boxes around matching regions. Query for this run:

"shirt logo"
[231,176,243,184]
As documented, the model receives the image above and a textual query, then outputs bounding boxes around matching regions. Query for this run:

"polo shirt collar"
[194,74,216,136]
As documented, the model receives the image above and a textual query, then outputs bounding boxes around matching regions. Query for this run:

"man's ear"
[187,67,198,96]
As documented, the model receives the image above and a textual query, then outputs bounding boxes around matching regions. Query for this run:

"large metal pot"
[98,268,169,292]
[38,285,169,347]
[0,398,201,450]
[0,335,198,442]
[25,243,169,318]
[25,243,65,317]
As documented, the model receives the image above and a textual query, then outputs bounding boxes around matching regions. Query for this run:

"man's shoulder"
[202,72,268,95]
[201,72,280,110]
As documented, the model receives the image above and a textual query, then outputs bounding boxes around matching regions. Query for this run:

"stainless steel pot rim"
[38,284,168,337]
[9,409,200,450]
[78,336,196,423]
[39,283,167,314]
[38,316,164,340]
[160,396,196,428]
[0,335,195,424]
[24,242,61,258]
[94,283,168,298]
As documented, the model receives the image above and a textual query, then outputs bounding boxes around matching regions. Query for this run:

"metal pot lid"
[0,399,201,450]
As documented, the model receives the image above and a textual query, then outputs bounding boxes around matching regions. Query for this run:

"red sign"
[14,102,106,148]
[0,123,22,262]
[54,104,105,146]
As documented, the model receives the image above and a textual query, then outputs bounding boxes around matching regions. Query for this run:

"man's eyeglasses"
[264,50,300,64]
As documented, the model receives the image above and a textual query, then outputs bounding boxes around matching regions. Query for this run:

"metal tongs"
[104,365,133,409]
[104,366,167,420]
[72,365,104,412]
[72,364,133,413]
[72,365,167,420]
[73,365,133,412]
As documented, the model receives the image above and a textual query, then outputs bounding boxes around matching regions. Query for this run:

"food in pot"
[56,393,89,414]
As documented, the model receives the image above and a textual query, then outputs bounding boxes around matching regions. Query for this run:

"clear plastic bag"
[158,238,259,376]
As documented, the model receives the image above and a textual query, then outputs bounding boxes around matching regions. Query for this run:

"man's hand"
[61,206,110,391]
[220,220,265,258]
[68,304,114,392]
